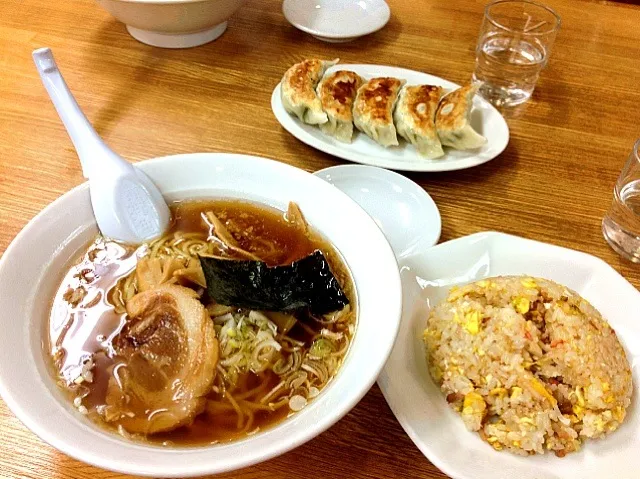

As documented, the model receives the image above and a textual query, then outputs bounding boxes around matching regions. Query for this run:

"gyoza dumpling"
[435,83,487,150]
[317,70,364,143]
[393,85,444,159]
[353,77,406,147]
[281,59,338,125]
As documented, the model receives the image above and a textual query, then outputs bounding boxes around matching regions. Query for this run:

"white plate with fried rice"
[377,231,640,479]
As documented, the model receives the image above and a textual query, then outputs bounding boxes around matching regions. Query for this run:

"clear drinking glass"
[473,0,561,107]
[603,139,640,262]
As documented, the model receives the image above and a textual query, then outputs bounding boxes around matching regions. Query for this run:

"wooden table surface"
[1,0,640,477]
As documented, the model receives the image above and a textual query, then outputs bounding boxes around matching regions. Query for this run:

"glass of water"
[603,139,640,262]
[473,0,561,107]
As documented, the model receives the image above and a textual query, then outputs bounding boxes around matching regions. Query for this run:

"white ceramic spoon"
[32,47,170,244]
[314,165,441,259]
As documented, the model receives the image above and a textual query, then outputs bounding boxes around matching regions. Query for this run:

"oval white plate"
[314,165,441,258]
[282,0,390,43]
[271,64,510,172]
[377,231,640,479]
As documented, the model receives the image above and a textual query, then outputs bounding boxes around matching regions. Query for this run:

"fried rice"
[423,276,632,457]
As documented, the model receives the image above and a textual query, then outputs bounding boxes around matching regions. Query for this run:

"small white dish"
[282,0,390,43]
[377,231,640,479]
[271,64,510,172]
[0,153,402,477]
[314,165,441,258]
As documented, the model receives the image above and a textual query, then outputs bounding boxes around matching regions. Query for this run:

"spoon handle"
[32,47,130,178]
[32,47,170,244]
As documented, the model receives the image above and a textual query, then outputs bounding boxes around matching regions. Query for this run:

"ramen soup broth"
[48,199,356,445]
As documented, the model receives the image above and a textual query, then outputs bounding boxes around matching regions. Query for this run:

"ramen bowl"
[0,153,402,477]
[96,0,249,48]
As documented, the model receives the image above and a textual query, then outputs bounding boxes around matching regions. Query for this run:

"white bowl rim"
[0,152,403,477]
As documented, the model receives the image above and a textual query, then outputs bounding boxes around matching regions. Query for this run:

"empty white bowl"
[96,0,249,48]
[282,0,391,43]
[0,153,402,476]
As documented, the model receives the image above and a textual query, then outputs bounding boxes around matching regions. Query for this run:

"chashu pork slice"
[105,284,218,434]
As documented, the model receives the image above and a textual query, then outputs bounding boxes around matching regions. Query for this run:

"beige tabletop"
[1,0,640,477]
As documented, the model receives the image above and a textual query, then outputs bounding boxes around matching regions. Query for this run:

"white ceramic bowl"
[0,153,402,477]
[282,0,390,43]
[96,0,249,48]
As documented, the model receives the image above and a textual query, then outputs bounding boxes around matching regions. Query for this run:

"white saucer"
[314,165,441,258]
[282,0,390,43]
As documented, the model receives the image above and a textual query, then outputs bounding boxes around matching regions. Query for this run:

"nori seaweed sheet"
[199,250,349,315]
